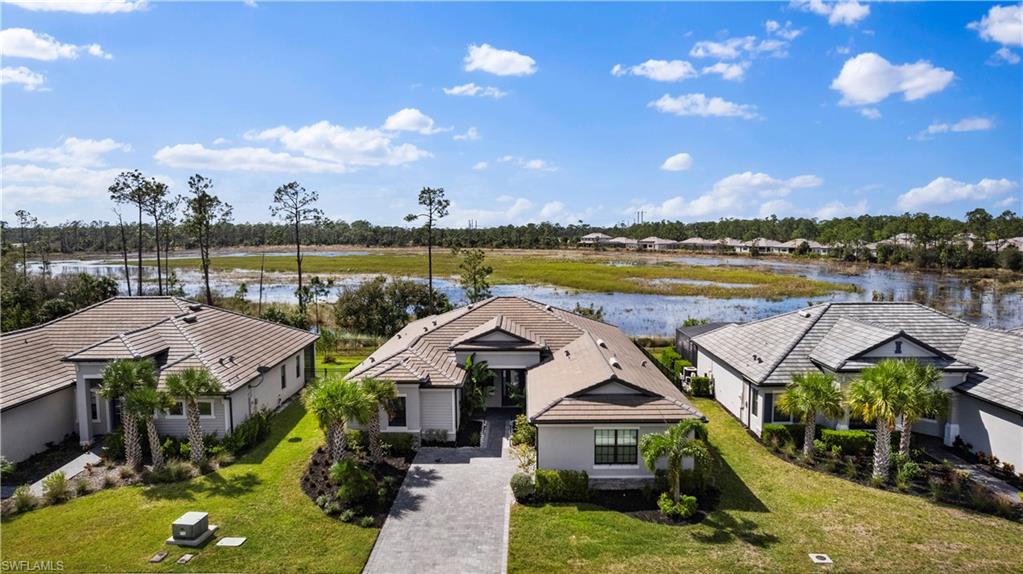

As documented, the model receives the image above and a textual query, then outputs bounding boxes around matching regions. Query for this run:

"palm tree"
[360,379,398,464]
[777,371,845,459]
[898,360,949,456]
[462,353,493,418]
[304,376,374,462]
[165,367,222,465]
[639,420,710,504]
[98,359,155,468]
[124,385,173,470]
[848,359,907,481]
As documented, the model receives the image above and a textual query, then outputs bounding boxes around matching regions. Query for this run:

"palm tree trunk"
[803,411,816,458]
[899,416,912,456]
[330,422,347,462]
[186,399,205,465]
[146,418,164,469]
[873,419,892,481]
[368,413,383,464]
[123,411,143,469]
[672,470,681,504]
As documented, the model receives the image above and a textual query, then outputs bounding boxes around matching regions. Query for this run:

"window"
[295,354,301,378]
[167,401,185,417]
[594,429,638,465]
[894,340,903,354]
[281,365,287,389]
[387,396,407,428]
[196,400,214,418]
[770,393,793,424]
[750,388,759,416]
[89,390,101,422]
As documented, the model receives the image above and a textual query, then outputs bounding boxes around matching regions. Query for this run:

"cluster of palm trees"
[99,360,221,470]
[303,375,398,465]
[777,358,949,481]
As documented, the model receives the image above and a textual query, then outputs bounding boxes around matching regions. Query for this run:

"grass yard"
[157,250,853,299]
[509,398,1023,573]
[0,354,374,574]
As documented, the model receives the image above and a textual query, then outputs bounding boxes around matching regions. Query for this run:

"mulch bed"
[583,488,717,526]
[300,446,411,525]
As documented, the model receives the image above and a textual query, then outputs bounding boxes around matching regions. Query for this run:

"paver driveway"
[363,411,518,574]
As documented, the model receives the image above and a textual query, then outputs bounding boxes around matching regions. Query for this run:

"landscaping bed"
[301,446,411,527]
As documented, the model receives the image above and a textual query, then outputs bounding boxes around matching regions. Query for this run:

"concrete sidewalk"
[27,445,104,497]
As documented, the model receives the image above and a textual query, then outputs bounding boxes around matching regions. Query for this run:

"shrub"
[103,429,125,462]
[316,494,331,509]
[118,466,136,479]
[74,479,90,496]
[381,433,416,458]
[534,469,589,502]
[102,475,116,489]
[510,472,535,502]
[511,415,537,447]
[688,376,713,398]
[0,456,15,479]
[330,459,377,506]
[147,459,194,484]
[762,423,806,449]
[339,509,357,523]
[13,485,36,513]
[511,444,536,473]
[658,347,683,374]
[224,409,273,454]
[928,478,945,501]
[657,492,698,520]
[359,516,376,528]
[421,429,450,445]
[820,429,874,456]
[42,472,71,504]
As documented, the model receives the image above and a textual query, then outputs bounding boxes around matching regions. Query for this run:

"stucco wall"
[155,397,230,437]
[956,395,1023,470]
[697,348,746,426]
[536,424,688,479]
[1,388,76,463]
[228,344,310,431]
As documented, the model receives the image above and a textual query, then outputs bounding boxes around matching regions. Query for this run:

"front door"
[500,370,525,407]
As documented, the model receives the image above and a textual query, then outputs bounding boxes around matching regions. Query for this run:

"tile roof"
[1,297,317,410]
[692,302,1022,414]
[448,314,545,351]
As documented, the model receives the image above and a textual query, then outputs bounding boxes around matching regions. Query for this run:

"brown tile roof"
[347,296,703,424]
[448,313,545,351]
[1,297,317,410]
[535,395,702,423]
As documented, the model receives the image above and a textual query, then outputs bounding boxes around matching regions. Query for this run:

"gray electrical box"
[172,512,209,541]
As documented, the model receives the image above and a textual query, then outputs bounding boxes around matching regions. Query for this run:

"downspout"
[226,394,234,434]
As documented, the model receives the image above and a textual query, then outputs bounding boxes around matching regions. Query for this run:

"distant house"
[674,322,732,364]
[579,232,612,246]
[736,238,786,255]
[607,236,639,249]
[639,236,680,251]
[346,297,703,485]
[0,297,317,463]
[780,238,832,255]
[690,302,1023,470]
[985,237,1023,251]
[678,237,718,252]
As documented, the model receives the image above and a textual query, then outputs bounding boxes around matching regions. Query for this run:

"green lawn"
[509,398,1023,573]
[156,251,854,299]
[1,356,375,573]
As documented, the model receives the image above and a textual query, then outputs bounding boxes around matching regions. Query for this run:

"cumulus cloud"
[701,61,749,81]
[382,108,449,135]
[453,127,480,141]
[0,28,112,61]
[689,36,788,59]
[3,137,130,167]
[464,43,537,76]
[968,4,1022,47]
[831,53,954,106]
[897,177,1018,210]
[913,117,994,140]
[991,47,1021,64]
[660,152,693,172]
[858,107,882,119]
[610,59,698,82]
[1,65,46,90]
[814,200,868,219]
[649,93,759,119]
[472,161,488,171]
[498,155,558,172]
[765,20,803,40]
[626,171,822,219]
[447,196,534,227]
[791,0,870,26]
[5,0,146,13]
[442,82,508,98]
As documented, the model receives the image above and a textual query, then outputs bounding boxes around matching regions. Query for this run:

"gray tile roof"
[677,322,733,339]
[692,302,1022,414]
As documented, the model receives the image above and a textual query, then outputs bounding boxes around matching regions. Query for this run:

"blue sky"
[2,1,1021,227]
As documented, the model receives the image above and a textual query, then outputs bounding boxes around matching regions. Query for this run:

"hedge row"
[535,469,590,502]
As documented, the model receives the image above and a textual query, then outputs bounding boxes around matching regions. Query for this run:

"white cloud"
[649,93,759,119]
[660,152,693,172]
[896,177,1018,210]
[830,53,954,106]
[442,82,508,98]
[995,195,1021,209]
[5,0,145,13]
[991,46,1021,65]
[540,201,566,218]
[701,61,749,81]
[968,4,1022,47]
[1,65,46,90]
[447,196,535,227]
[0,28,112,61]
[792,0,870,26]
[765,20,803,40]
[154,144,348,174]
[3,137,130,167]
[689,36,788,59]
[453,127,480,141]
[464,43,537,76]
[212,137,230,145]
[382,108,449,135]
[498,155,558,172]
[610,59,697,82]
[914,116,994,140]
[814,200,868,219]
[472,161,488,171]
[627,171,822,219]
[858,107,882,119]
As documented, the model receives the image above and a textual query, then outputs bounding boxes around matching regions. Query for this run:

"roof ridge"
[756,302,830,383]
[170,316,212,371]
[62,316,175,360]
[1,296,126,338]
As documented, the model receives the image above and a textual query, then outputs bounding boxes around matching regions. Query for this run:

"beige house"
[346,296,703,485]
[1,297,317,463]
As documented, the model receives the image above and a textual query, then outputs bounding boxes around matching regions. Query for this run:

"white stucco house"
[1,297,317,463]
[346,296,703,485]
[689,302,1023,470]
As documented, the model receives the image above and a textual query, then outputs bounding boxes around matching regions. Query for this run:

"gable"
[859,336,938,359]
[581,381,642,396]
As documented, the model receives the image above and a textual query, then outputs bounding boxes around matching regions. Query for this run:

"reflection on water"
[32,257,1023,336]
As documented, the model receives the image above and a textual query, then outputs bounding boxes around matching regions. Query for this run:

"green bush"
[657,492,698,520]
[510,472,535,502]
[13,484,36,513]
[820,429,874,456]
[330,459,377,506]
[339,509,357,523]
[381,433,416,457]
[535,469,589,502]
[762,423,806,449]
[147,459,195,484]
[688,376,713,397]
[224,409,272,454]
[42,471,71,504]
[103,429,125,462]
[0,456,15,479]
[511,415,537,447]
[359,516,376,528]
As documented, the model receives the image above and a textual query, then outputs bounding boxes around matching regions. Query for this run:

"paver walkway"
[364,411,518,574]
[918,437,1021,503]
[27,444,104,497]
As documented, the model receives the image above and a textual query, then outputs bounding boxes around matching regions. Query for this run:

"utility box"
[167,512,217,547]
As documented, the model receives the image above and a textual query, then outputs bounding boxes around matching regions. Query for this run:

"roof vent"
[596,338,607,348]
[641,359,648,367]
[182,314,198,323]
[188,304,202,312]
[396,334,402,339]
[467,304,474,309]
[564,349,571,358]
[544,305,552,312]
[608,356,621,369]
[368,357,375,363]
[799,310,811,318]
[432,320,437,326]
